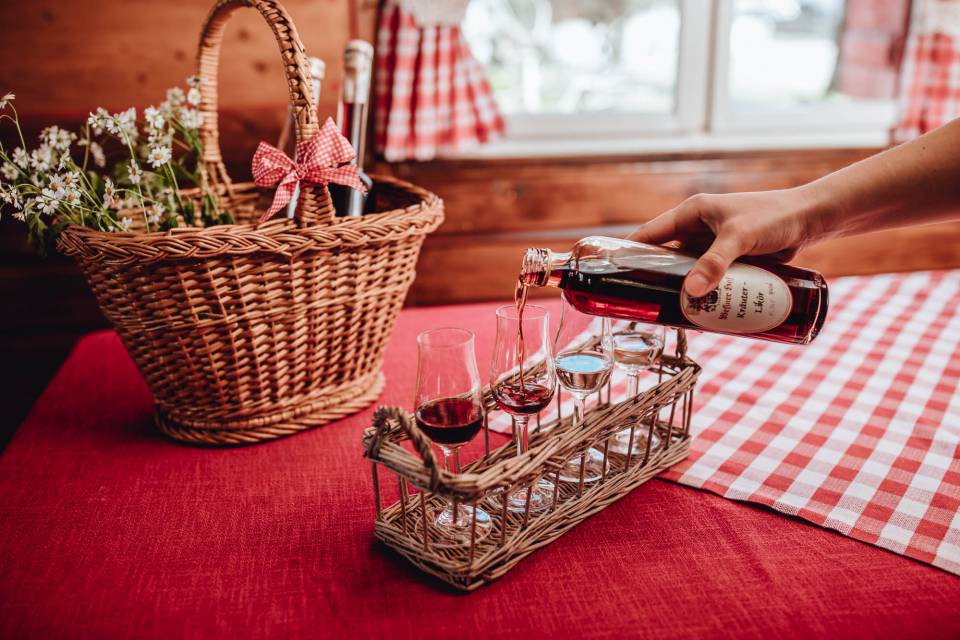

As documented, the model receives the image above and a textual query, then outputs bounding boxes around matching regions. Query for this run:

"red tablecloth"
[1,302,959,639]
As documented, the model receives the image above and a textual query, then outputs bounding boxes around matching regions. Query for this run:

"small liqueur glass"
[414,328,492,546]
[609,320,665,456]
[490,304,557,513]
[553,294,614,490]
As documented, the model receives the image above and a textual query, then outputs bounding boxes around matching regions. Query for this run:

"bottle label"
[680,263,792,334]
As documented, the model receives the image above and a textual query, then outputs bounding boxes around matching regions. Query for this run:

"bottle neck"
[339,42,373,170]
[339,102,368,168]
[521,248,569,288]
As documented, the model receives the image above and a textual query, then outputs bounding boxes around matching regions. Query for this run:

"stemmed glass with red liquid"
[609,319,665,456]
[554,294,614,490]
[490,304,557,513]
[414,328,492,545]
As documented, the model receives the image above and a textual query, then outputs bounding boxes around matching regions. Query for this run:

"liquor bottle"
[277,57,326,218]
[331,39,374,217]
[520,236,829,345]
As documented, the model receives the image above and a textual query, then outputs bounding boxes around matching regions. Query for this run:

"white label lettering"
[680,263,792,334]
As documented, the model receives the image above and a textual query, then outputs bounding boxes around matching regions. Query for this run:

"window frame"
[707,0,898,137]
[449,0,897,159]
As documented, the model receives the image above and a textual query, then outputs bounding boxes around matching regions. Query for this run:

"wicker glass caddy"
[363,329,701,590]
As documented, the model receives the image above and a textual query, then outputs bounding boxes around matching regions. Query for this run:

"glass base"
[557,447,606,484]
[431,503,493,548]
[609,426,662,457]
[505,478,556,514]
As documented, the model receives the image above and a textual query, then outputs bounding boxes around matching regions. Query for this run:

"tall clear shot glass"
[490,304,557,514]
[414,328,492,546]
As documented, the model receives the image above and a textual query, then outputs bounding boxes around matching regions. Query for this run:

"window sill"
[438,129,892,160]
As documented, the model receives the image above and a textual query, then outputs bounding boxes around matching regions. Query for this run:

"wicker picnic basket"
[364,330,700,590]
[56,0,443,445]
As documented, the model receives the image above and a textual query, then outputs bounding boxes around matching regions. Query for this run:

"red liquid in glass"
[493,381,553,416]
[415,397,483,446]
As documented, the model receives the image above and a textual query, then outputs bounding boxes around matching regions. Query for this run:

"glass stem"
[573,394,586,429]
[442,447,459,523]
[515,416,530,457]
[627,372,639,398]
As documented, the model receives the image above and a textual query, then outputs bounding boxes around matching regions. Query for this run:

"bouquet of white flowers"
[0,76,232,254]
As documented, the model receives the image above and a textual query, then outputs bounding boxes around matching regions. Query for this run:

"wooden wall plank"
[382,148,877,236]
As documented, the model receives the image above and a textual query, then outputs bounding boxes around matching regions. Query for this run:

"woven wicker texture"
[364,332,700,590]
[56,0,444,445]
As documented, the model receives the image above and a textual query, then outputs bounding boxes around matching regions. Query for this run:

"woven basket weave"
[56,0,443,445]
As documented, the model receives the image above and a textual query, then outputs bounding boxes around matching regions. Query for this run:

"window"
[461,0,902,156]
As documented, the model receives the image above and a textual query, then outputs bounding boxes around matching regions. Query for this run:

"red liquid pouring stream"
[514,278,528,385]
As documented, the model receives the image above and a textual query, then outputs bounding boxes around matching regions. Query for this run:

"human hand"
[627,187,823,297]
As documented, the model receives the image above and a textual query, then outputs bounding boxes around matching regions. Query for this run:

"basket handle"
[196,0,335,227]
[367,407,442,490]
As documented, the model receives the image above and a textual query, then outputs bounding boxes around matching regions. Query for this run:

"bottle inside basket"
[520,236,829,345]
[277,56,325,219]
[331,39,374,217]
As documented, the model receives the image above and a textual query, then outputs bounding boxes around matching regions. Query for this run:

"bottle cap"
[308,57,326,82]
[342,40,374,104]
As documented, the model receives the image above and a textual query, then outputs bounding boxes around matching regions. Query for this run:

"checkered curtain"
[375,0,505,161]
[894,0,960,142]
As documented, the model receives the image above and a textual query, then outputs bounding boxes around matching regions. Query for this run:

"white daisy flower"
[147,144,172,168]
[11,147,28,168]
[12,211,25,221]
[117,107,138,139]
[62,171,81,189]
[128,161,142,185]
[30,146,54,172]
[41,126,75,151]
[146,204,163,225]
[1,162,18,180]
[186,87,202,106]
[0,92,13,110]
[179,108,203,130]
[103,177,116,200]
[87,107,110,135]
[166,87,185,105]
[61,188,81,208]
[38,188,60,214]
[89,141,105,168]
[117,217,133,232]
[144,106,165,130]
[47,174,67,197]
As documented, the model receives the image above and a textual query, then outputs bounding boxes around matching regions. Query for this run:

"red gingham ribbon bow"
[252,117,367,222]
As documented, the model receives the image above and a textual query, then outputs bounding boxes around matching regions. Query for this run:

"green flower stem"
[163,163,184,211]
[119,131,150,232]
[80,123,91,173]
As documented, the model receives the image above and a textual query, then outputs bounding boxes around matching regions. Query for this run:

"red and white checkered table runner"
[491,271,960,574]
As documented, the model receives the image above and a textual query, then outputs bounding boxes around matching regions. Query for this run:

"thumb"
[683,235,743,298]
